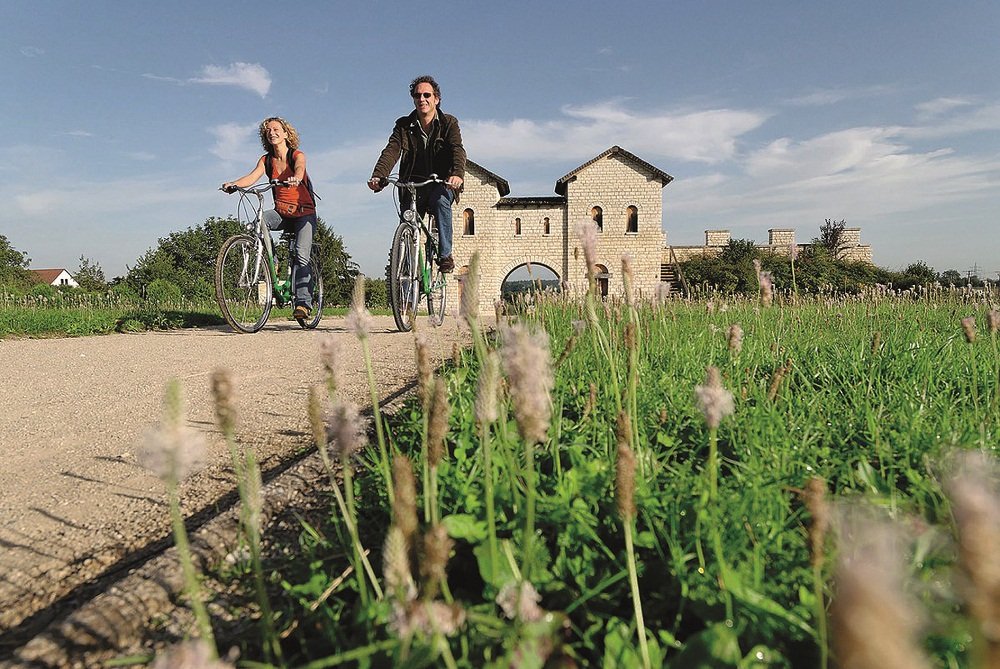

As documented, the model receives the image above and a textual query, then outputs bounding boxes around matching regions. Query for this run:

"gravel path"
[0,316,467,661]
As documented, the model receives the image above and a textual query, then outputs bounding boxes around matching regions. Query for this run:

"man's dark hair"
[409,75,441,100]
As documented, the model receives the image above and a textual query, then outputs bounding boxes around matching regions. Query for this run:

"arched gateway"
[450,146,673,315]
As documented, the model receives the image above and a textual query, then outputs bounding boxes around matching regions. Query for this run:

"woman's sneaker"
[438,255,454,273]
[293,305,310,320]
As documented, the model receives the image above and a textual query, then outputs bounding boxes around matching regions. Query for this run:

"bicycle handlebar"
[219,179,293,195]
[378,174,445,189]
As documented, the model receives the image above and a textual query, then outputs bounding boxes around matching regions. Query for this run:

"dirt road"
[0,316,464,651]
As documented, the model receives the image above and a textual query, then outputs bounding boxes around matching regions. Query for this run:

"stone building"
[447,145,871,313]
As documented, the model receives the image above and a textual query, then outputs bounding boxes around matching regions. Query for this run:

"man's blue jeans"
[428,183,455,259]
[263,209,315,308]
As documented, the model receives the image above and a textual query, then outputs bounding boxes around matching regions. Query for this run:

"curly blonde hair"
[258,117,300,153]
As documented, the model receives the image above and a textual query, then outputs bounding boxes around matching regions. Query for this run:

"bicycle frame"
[230,182,295,307]
[382,174,448,331]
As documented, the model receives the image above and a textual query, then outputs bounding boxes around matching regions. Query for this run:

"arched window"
[542,217,550,235]
[591,206,603,232]
[514,217,522,236]
[463,209,475,235]
[625,206,638,234]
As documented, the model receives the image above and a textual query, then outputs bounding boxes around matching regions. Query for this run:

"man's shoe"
[293,305,310,320]
[438,255,454,273]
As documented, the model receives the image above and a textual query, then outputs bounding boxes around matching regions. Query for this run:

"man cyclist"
[368,75,466,273]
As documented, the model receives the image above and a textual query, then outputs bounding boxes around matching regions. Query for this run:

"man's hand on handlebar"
[445,175,463,191]
[368,177,387,193]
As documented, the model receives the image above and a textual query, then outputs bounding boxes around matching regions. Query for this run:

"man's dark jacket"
[371,110,467,186]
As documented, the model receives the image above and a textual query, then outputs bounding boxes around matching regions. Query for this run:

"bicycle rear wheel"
[298,253,323,329]
[387,224,419,332]
[215,234,272,333]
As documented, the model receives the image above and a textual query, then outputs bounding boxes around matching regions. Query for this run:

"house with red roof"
[30,268,79,288]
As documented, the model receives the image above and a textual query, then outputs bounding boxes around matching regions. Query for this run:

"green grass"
[172,292,999,668]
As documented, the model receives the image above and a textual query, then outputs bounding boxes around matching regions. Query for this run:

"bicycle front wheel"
[426,257,447,327]
[215,234,272,333]
[387,224,419,332]
[299,253,323,329]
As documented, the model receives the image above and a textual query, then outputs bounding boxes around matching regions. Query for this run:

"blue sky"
[3,1,998,281]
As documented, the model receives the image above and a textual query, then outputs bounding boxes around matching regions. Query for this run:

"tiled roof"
[30,268,71,284]
[554,145,674,195]
[497,196,566,207]
[466,159,510,197]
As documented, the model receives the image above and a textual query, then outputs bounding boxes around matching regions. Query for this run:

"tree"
[811,219,850,258]
[124,216,359,304]
[0,234,33,291]
[312,221,360,306]
[941,269,962,285]
[75,255,107,292]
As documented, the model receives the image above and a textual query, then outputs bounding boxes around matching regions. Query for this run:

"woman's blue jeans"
[263,209,316,308]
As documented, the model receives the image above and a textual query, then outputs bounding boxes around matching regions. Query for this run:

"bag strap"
[265,148,321,203]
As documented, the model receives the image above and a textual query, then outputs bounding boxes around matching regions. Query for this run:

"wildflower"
[494,299,504,324]
[307,385,327,449]
[345,275,372,339]
[987,309,999,334]
[138,421,207,483]
[318,335,343,395]
[389,600,466,639]
[496,580,545,623]
[329,399,367,460]
[802,477,830,568]
[655,282,672,304]
[944,452,1000,654]
[414,331,433,407]
[575,219,599,286]
[767,358,793,402]
[460,251,480,326]
[209,368,236,435]
[830,509,931,669]
[428,377,451,467]
[501,323,554,444]
[727,323,743,355]
[474,351,500,426]
[420,523,453,599]
[150,640,234,669]
[759,271,774,307]
[383,525,417,603]
[961,316,976,343]
[694,366,734,430]
[788,243,800,261]
[391,455,419,544]
[621,253,635,306]
[615,416,636,521]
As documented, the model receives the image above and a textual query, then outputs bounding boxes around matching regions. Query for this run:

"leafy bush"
[145,278,182,304]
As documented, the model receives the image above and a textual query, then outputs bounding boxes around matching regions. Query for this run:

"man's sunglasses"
[412,92,435,99]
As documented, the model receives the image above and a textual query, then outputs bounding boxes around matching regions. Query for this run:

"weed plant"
[147,280,999,667]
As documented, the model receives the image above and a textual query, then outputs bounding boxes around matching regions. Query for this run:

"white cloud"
[784,85,896,107]
[904,102,1000,138]
[915,97,975,120]
[208,122,259,162]
[190,63,271,98]
[20,46,44,57]
[464,101,768,166]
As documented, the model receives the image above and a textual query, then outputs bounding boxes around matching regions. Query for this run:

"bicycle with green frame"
[380,174,448,332]
[215,180,323,333]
